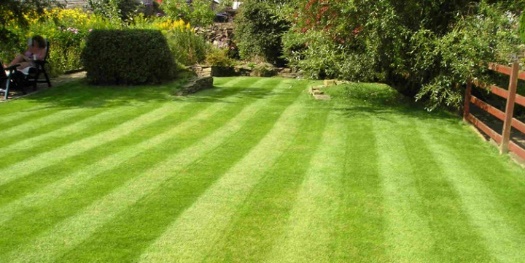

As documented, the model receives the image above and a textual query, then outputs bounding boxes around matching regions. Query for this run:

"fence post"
[500,61,520,154]
[463,79,472,122]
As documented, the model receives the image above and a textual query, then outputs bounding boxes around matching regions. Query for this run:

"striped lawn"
[0,78,524,262]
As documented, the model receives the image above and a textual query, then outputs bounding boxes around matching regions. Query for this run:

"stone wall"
[176,76,213,96]
[58,0,89,9]
[196,22,235,50]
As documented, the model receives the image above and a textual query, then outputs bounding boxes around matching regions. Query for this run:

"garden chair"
[24,39,52,90]
[0,64,19,100]
[0,40,52,99]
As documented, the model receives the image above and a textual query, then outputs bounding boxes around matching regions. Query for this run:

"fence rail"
[463,61,525,160]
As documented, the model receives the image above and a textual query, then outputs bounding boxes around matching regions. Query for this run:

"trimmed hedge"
[81,29,177,85]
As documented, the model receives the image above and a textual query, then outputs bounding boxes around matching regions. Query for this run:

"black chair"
[0,65,7,99]
[26,40,52,90]
[0,40,52,99]
[0,64,19,100]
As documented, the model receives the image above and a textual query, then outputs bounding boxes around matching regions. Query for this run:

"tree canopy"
[0,0,60,42]
[267,0,523,110]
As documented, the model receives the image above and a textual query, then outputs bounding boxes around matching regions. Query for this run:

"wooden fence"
[463,61,525,160]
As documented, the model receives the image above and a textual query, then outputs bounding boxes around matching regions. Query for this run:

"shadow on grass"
[23,78,282,109]
[176,87,281,104]
[23,79,176,109]
[326,82,459,123]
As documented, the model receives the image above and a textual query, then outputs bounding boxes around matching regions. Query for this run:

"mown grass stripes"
[0,107,137,159]
[2,78,266,231]
[201,94,330,263]
[0,78,302,263]
[0,80,264,224]
[420,125,525,262]
[139,83,311,263]
[0,103,176,186]
[55,78,301,262]
[1,78,525,262]
[266,112,347,263]
[373,116,435,262]
[331,114,386,262]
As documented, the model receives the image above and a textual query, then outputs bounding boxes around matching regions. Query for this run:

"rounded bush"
[81,29,177,85]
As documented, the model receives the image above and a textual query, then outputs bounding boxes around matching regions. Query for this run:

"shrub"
[414,4,521,110]
[43,9,94,75]
[234,0,290,66]
[130,15,208,65]
[205,47,235,67]
[160,0,215,27]
[81,29,177,85]
[252,62,276,77]
[1,8,206,76]
[281,0,521,110]
[282,30,377,80]
[87,0,140,23]
[0,8,121,76]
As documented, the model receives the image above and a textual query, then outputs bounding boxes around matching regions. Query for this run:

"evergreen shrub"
[82,29,177,85]
[234,0,290,66]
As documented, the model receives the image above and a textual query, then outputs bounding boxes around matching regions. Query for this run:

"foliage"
[413,3,521,110]
[282,30,375,80]
[131,15,208,65]
[521,12,525,43]
[282,0,399,80]
[0,8,120,75]
[166,28,208,66]
[87,0,140,23]
[234,0,290,66]
[1,7,208,76]
[251,62,276,77]
[0,0,61,59]
[217,0,234,11]
[205,47,235,67]
[0,0,61,31]
[42,9,101,75]
[160,0,215,27]
[81,29,177,85]
[280,0,521,110]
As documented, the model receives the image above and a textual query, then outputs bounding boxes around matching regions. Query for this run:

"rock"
[323,79,337,87]
[177,76,213,96]
[314,94,331,100]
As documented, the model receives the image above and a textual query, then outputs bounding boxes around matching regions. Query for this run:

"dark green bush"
[281,0,521,110]
[81,29,177,85]
[234,0,290,66]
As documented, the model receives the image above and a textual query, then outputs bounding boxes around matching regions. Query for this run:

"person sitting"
[6,35,47,75]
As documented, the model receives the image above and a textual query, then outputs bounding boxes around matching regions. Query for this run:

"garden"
[1,0,525,262]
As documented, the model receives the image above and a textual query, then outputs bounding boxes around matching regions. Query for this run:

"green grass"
[0,77,525,262]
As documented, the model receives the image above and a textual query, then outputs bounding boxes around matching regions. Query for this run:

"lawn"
[0,77,524,262]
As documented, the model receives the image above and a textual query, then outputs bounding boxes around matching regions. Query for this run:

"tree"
[0,0,57,29]
[0,0,60,45]
[234,0,290,65]
[87,0,140,22]
[280,0,521,110]
[160,0,215,27]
